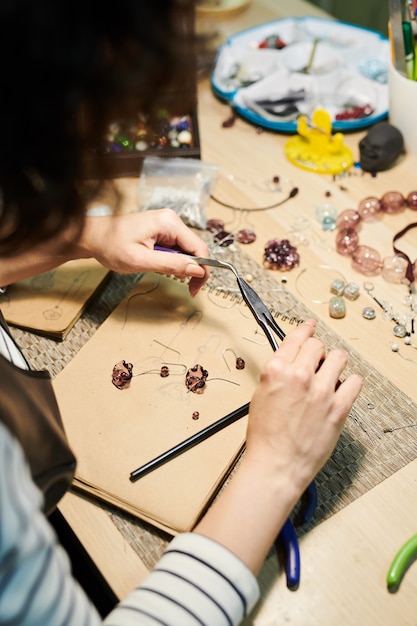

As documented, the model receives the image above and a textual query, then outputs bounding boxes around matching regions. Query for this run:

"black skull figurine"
[359,122,404,172]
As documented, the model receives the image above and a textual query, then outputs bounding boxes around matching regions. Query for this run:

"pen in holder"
[389,62,417,155]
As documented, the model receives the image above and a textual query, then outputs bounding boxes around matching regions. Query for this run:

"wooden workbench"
[52,1,417,623]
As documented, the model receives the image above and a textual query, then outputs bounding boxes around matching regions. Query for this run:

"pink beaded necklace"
[335,191,417,284]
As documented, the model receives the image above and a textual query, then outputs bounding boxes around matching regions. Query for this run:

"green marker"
[402,21,414,80]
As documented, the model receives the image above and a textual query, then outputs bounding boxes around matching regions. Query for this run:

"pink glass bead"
[407,191,417,209]
[380,191,406,214]
[357,196,381,221]
[351,245,382,275]
[381,255,408,283]
[335,228,360,256]
[335,209,362,230]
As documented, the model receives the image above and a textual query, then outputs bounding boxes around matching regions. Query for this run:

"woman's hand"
[246,319,363,495]
[194,320,362,574]
[77,209,210,295]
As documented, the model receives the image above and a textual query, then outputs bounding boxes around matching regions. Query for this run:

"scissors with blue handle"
[155,246,318,589]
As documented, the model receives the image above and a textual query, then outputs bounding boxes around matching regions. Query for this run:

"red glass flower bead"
[112,360,133,390]
[350,245,382,275]
[335,228,359,256]
[185,364,209,394]
[357,196,381,221]
[380,191,407,214]
[335,209,362,230]
[407,191,417,209]
[235,357,245,370]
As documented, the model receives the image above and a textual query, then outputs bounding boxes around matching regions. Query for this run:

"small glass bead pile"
[99,112,194,154]
[334,190,417,282]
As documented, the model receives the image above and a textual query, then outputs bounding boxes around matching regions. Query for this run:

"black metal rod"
[129,402,250,482]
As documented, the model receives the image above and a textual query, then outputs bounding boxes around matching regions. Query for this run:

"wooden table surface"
[59,1,417,623]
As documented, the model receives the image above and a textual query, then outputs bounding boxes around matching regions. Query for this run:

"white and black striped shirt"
[0,325,259,625]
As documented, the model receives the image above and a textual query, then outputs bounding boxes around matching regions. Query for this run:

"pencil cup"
[389,63,417,155]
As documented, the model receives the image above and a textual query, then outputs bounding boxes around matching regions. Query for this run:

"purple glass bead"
[336,209,362,231]
[407,191,417,209]
[214,230,235,247]
[351,245,382,275]
[263,238,300,271]
[357,196,381,221]
[335,228,359,256]
[380,191,406,214]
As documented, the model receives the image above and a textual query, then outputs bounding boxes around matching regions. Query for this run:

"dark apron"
[0,310,76,515]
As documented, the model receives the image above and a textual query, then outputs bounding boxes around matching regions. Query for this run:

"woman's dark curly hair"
[0,0,195,253]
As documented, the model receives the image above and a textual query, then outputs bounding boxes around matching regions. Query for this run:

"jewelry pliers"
[155,247,318,589]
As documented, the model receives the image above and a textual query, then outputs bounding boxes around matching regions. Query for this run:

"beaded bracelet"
[334,190,417,283]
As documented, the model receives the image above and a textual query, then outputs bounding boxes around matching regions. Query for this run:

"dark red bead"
[407,191,417,209]
[380,191,406,214]
[236,228,256,244]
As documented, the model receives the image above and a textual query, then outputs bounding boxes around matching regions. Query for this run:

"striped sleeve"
[0,421,101,626]
[104,533,260,626]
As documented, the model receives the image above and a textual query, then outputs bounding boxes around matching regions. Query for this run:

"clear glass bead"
[357,196,381,221]
[344,282,360,300]
[351,245,382,275]
[321,215,337,231]
[330,278,345,295]
[315,204,337,222]
[380,191,407,214]
[329,296,346,319]
[381,255,408,283]
[335,227,359,256]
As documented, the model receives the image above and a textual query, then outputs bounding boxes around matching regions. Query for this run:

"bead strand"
[335,191,417,282]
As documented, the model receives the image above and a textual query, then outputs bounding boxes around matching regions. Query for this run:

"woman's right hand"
[245,319,363,499]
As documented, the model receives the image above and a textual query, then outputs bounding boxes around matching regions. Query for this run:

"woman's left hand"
[77,208,210,296]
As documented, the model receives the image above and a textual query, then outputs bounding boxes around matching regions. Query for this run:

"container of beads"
[82,3,200,178]
[389,63,417,156]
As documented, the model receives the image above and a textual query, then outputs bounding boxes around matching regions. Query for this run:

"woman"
[0,1,362,624]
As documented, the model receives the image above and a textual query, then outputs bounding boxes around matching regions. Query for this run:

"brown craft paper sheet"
[0,259,109,340]
[53,273,273,535]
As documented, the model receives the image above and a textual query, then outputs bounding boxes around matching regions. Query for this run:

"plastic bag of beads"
[138,157,218,229]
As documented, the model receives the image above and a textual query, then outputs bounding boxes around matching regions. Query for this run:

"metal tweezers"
[155,248,318,589]
[188,255,285,350]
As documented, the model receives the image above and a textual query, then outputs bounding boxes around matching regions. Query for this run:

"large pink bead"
[357,196,381,221]
[335,209,362,230]
[335,227,359,256]
[381,255,408,283]
[351,245,382,275]
[407,191,417,209]
[380,191,407,214]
